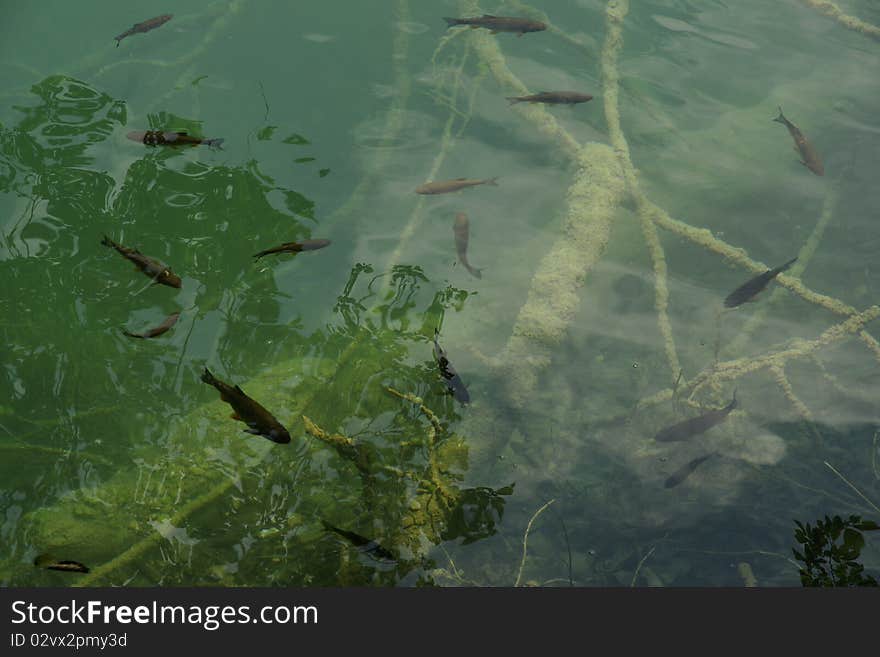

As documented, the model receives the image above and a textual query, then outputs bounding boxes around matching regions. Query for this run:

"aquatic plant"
[793,515,879,586]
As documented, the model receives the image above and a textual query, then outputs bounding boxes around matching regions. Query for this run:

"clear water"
[1,0,879,587]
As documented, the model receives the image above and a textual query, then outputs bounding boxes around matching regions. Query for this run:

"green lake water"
[1,0,879,586]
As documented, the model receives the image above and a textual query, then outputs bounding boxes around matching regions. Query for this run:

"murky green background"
[1,0,879,586]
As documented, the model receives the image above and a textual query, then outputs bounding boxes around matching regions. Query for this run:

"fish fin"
[101,235,114,248]
[231,413,241,420]
[772,106,786,124]
[200,367,215,385]
[243,428,262,436]
[482,14,498,18]
[442,17,459,27]
[468,266,483,279]
[486,177,499,186]
[176,131,189,136]
[517,32,524,37]
[505,97,521,105]
[205,138,224,150]
[122,329,143,339]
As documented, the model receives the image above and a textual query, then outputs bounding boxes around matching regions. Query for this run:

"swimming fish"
[416,178,498,195]
[654,393,737,442]
[723,257,797,308]
[664,453,717,489]
[773,107,824,176]
[34,553,90,574]
[442,15,546,36]
[114,14,173,46]
[126,131,224,149]
[253,238,331,260]
[453,212,482,279]
[321,521,397,563]
[200,367,291,444]
[433,329,470,404]
[506,91,593,105]
[101,235,182,289]
[122,312,180,339]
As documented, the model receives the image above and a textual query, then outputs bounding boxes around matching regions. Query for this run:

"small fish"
[34,553,90,574]
[433,329,470,404]
[122,312,180,339]
[724,258,797,308]
[654,393,737,442]
[321,521,397,563]
[443,14,546,36]
[114,14,173,46]
[772,107,823,176]
[664,453,717,489]
[416,177,498,195]
[126,131,224,149]
[453,212,482,279]
[253,238,331,260]
[200,367,291,444]
[101,235,182,289]
[506,91,593,105]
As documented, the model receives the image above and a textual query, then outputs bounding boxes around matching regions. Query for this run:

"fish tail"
[443,17,461,27]
[101,235,116,249]
[121,329,143,339]
[204,138,224,150]
[775,257,798,275]
[200,367,217,386]
[467,265,483,279]
[486,177,499,186]
[505,97,522,105]
[252,251,267,260]
[772,106,786,124]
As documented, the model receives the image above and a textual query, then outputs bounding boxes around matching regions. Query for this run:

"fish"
[415,177,498,195]
[772,107,824,176]
[664,453,717,489]
[122,312,181,339]
[253,238,331,260]
[114,14,173,46]
[654,393,737,442]
[506,91,593,105]
[321,521,397,563]
[433,329,470,404]
[34,553,90,574]
[453,212,482,279]
[200,367,291,444]
[723,257,797,308]
[442,14,546,36]
[126,131,225,149]
[101,235,182,289]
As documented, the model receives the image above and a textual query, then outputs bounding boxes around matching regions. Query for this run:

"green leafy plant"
[793,515,879,587]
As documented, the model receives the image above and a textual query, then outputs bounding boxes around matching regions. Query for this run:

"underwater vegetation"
[793,515,879,586]
[1,0,880,588]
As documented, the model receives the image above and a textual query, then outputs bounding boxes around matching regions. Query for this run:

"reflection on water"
[1,0,880,587]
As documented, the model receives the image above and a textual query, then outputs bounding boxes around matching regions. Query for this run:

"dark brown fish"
[664,453,716,489]
[34,553,90,573]
[321,521,397,563]
[126,131,224,149]
[101,235,182,289]
[114,14,173,46]
[416,177,498,195]
[123,312,180,339]
[773,107,823,176]
[506,91,593,106]
[443,14,546,36]
[433,329,470,404]
[724,257,797,308]
[253,238,331,260]
[453,212,482,279]
[201,367,291,444]
[654,393,737,442]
